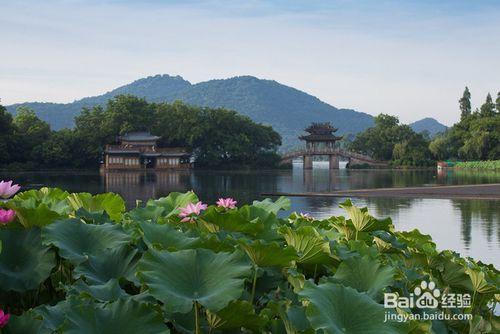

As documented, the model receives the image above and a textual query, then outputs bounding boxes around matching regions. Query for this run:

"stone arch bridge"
[281,147,388,169]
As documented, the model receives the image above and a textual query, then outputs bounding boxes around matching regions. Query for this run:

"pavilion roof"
[299,134,343,141]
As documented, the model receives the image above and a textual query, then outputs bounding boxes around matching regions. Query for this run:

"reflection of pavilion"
[102,170,189,207]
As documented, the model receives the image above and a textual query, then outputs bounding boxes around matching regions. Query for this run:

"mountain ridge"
[5,74,446,147]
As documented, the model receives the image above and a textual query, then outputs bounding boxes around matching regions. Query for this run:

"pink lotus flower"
[0,309,10,328]
[0,209,15,224]
[178,201,208,222]
[216,197,237,209]
[0,180,20,199]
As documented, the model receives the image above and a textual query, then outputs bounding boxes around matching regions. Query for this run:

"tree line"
[0,95,282,169]
[349,89,499,166]
[429,89,500,161]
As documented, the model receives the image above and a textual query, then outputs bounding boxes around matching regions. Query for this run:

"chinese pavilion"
[102,132,192,170]
[299,122,343,150]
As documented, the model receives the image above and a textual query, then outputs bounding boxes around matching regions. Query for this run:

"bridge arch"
[281,148,388,169]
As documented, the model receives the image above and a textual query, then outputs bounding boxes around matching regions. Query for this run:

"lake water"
[2,162,499,266]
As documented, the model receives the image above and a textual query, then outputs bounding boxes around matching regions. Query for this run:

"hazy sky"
[1,0,499,125]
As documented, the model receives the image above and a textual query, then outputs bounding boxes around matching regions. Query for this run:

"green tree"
[12,107,51,162]
[480,93,495,117]
[32,129,81,167]
[350,114,421,163]
[496,91,500,113]
[429,135,451,161]
[0,105,15,165]
[459,86,472,120]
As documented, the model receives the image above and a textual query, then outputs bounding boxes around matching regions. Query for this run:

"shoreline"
[262,183,500,201]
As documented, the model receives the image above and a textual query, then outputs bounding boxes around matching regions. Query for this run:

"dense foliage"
[430,89,500,161]
[350,114,434,166]
[1,187,498,333]
[453,160,500,170]
[0,96,282,169]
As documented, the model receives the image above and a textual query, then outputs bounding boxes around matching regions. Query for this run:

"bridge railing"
[281,148,386,164]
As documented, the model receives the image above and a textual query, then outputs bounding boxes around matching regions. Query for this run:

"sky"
[1,0,499,125]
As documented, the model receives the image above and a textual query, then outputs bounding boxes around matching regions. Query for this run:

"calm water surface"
[2,162,499,266]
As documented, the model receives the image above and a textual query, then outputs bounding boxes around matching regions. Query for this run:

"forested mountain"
[6,75,373,148]
[409,117,447,136]
[6,74,442,148]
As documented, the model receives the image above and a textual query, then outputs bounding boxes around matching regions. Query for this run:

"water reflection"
[0,166,498,265]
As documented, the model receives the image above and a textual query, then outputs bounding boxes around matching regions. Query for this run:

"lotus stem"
[250,266,258,304]
[194,301,200,334]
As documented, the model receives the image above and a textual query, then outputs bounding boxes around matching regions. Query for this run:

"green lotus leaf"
[396,229,437,256]
[74,208,113,225]
[8,187,71,227]
[139,221,199,251]
[61,298,170,334]
[279,226,334,266]
[252,196,291,214]
[73,246,138,285]
[66,279,129,302]
[34,297,78,332]
[299,281,407,334]
[194,233,237,253]
[339,199,392,235]
[3,310,49,334]
[0,228,56,292]
[127,205,166,223]
[265,300,313,334]
[42,218,131,264]
[238,239,298,267]
[327,255,394,300]
[466,268,498,294]
[435,256,473,291]
[206,300,268,332]
[67,192,126,222]
[148,191,199,218]
[137,248,251,313]
[202,206,265,236]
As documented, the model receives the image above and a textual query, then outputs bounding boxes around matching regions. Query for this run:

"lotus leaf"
[327,255,394,300]
[8,187,70,227]
[66,192,125,222]
[206,300,268,332]
[137,248,251,313]
[61,298,170,334]
[202,206,265,236]
[0,228,55,292]
[42,218,131,264]
[238,239,298,267]
[139,221,199,251]
[66,279,128,302]
[73,246,138,285]
[299,282,407,334]
[147,191,199,218]
[252,196,291,214]
[279,226,334,266]
[3,310,49,334]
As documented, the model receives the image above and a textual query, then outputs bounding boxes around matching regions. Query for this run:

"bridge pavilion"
[299,122,343,169]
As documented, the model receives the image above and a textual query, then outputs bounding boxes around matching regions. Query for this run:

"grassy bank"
[454,160,500,170]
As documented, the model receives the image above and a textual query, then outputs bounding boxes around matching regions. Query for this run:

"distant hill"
[409,117,447,137]
[6,74,444,148]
